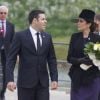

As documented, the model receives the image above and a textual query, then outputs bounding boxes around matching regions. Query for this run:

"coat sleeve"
[11,23,15,42]
[67,34,79,65]
[6,33,21,83]
[47,35,58,82]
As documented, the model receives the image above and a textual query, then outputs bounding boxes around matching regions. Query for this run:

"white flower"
[84,42,100,70]
[93,44,100,51]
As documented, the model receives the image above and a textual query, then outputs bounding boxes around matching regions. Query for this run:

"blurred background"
[0,0,100,91]
[0,0,100,60]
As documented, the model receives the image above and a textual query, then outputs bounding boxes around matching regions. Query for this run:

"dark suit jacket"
[0,20,14,96]
[0,20,15,54]
[67,32,100,87]
[6,29,58,88]
[4,21,15,55]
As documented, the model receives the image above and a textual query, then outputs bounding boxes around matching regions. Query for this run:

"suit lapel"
[76,33,84,52]
[41,32,47,51]
[26,31,48,54]
[5,21,9,38]
[26,29,37,53]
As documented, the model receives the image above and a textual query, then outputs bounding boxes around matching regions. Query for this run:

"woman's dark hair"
[86,20,96,32]
[28,10,45,24]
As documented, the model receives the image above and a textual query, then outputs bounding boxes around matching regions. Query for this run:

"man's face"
[0,8,8,20]
[32,14,47,31]
[94,19,100,25]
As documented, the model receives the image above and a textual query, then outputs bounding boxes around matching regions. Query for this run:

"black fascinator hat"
[79,9,95,22]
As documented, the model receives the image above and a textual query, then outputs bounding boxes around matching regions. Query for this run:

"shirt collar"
[0,20,6,23]
[29,26,38,36]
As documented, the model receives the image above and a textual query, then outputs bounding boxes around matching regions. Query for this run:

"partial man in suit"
[0,5,15,100]
[94,14,100,35]
[6,9,58,100]
[94,13,100,100]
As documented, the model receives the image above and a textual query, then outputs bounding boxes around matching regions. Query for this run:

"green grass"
[52,36,71,60]
[53,36,70,43]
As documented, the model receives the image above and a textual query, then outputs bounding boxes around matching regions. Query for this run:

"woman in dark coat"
[67,9,100,100]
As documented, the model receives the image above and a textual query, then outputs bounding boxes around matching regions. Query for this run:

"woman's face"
[77,18,91,31]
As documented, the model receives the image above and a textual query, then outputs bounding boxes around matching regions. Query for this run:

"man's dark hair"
[28,10,45,24]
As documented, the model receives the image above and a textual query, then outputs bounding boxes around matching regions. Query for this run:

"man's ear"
[33,18,38,23]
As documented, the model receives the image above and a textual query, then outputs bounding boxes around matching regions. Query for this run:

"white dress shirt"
[29,26,42,50]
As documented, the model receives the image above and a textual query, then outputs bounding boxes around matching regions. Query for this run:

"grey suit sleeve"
[47,35,58,82]
[6,33,21,83]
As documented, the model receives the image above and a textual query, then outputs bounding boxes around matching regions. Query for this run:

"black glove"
[70,57,93,65]
[78,57,93,65]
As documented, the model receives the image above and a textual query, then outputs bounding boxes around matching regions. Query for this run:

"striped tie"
[1,21,4,35]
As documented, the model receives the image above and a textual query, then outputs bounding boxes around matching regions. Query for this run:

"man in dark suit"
[0,5,15,100]
[6,9,58,100]
[94,14,100,35]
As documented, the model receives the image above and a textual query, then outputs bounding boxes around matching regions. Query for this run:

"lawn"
[52,36,71,60]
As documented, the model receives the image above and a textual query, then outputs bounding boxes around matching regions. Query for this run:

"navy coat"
[67,32,100,88]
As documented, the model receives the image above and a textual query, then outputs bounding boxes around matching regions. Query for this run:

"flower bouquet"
[84,42,100,69]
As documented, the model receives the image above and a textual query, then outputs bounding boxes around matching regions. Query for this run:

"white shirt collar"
[29,26,42,49]
[0,20,6,23]
[29,26,38,35]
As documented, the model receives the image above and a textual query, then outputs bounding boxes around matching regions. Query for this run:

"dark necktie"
[36,32,41,52]
[2,21,4,34]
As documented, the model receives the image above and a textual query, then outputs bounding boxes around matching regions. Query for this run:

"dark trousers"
[18,82,49,100]
[71,77,100,100]
[0,50,6,99]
